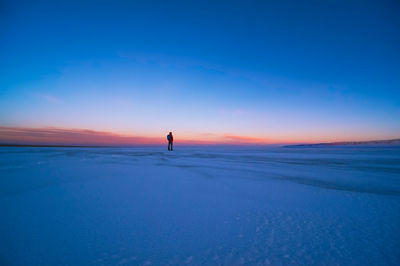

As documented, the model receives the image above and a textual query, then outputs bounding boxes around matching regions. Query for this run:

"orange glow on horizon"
[0,126,395,146]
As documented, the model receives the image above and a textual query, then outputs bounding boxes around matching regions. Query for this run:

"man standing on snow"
[167,132,173,151]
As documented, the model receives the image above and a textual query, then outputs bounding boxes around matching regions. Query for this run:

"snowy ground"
[1,146,399,265]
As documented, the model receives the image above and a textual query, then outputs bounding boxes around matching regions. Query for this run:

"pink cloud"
[0,127,161,146]
[0,127,277,146]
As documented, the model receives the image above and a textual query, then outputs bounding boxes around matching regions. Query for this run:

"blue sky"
[1,0,399,143]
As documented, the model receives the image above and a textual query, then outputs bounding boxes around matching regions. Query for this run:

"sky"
[1,0,399,145]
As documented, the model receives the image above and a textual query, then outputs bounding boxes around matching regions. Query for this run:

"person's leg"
[168,142,170,150]
[171,142,173,151]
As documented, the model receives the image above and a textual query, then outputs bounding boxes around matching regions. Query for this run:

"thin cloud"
[0,127,161,146]
[0,127,274,146]
[219,108,249,116]
[37,93,62,103]
[223,134,269,144]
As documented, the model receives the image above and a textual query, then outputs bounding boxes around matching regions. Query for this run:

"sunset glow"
[1,1,399,145]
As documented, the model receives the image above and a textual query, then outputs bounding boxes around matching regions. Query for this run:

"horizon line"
[0,126,399,146]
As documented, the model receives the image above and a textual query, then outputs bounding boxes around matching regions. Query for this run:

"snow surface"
[0,146,399,265]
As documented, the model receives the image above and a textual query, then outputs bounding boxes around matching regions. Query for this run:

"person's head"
[169,132,172,135]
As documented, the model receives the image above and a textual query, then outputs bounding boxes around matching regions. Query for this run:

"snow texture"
[1,146,399,265]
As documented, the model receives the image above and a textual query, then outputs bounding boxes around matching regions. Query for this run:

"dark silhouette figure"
[167,132,173,151]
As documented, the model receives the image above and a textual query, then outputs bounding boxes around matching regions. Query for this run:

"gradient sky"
[1,0,399,144]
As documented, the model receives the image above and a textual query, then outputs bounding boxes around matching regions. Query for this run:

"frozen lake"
[1,146,399,265]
